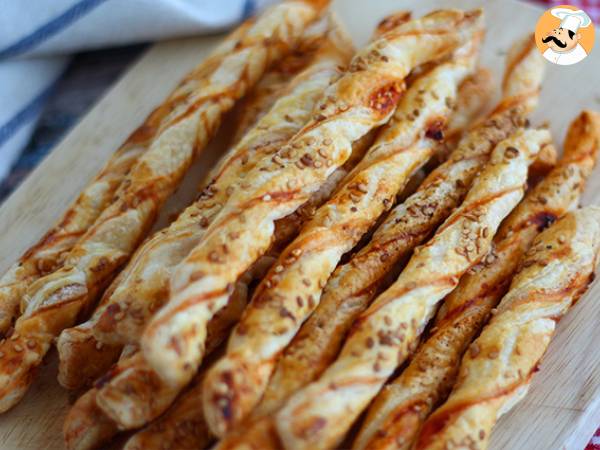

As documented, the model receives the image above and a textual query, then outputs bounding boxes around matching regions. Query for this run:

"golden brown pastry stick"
[122,375,212,450]
[275,127,550,450]
[252,33,543,426]
[116,62,494,450]
[64,156,371,440]
[201,32,484,437]
[228,15,337,146]
[353,110,600,450]
[0,0,326,414]
[93,278,249,430]
[142,7,483,389]
[55,18,353,391]
[0,12,259,338]
[415,206,600,450]
[63,387,118,450]
[62,278,249,450]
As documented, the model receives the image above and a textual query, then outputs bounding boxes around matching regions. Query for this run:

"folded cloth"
[0,0,274,182]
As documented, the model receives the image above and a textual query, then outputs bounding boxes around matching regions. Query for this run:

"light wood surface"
[1,0,599,448]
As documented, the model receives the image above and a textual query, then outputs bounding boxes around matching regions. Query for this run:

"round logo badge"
[535,5,595,65]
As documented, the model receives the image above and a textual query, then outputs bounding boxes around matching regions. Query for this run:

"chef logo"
[535,5,595,65]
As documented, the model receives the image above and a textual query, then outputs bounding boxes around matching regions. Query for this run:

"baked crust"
[0,0,325,414]
[275,127,550,450]
[201,31,483,437]
[141,8,484,387]
[62,279,248,449]
[353,110,600,450]
[252,33,542,430]
[0,8,258,338]
[55,17,352,391]
[416,206,600,450]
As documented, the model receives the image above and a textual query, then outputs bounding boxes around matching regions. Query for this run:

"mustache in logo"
[542,35,567,48]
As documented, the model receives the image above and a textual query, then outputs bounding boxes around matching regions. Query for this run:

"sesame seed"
[292,249,302,257]
[263,194,272,201]
[13,344,23,352]
[357,183,368,193]
[274,265,284,273]
[504,146,519,159]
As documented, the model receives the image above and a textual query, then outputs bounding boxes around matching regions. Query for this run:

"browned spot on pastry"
[530,211,557,231]
[369,82,403,116]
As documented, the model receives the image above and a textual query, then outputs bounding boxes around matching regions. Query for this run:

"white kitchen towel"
[0,0,274,181]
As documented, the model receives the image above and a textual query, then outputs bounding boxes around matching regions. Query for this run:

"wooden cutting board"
[1,0,599,448]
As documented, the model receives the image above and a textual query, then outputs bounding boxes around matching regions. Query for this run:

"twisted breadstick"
[353,110,600,450]
[142,9,483,387]
[0,15,260,338]
[62,278,249,450]
[0,0,325,414]
[254,34,542,424]
[416,206,600,450]
[122,375,212,450]
[55,18,352,391]
[275,127,550,450]
[207,65,494,450]
[229,17,335,145]
[202,33,483,437]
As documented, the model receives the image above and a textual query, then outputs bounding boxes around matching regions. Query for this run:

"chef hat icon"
[551,8,592,33]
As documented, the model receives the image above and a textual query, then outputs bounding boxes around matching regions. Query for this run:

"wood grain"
[0,0,599,448]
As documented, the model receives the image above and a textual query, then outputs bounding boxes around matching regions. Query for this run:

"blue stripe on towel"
[0,79,61,147]
[243,0,257,18]
[0,0,110,59]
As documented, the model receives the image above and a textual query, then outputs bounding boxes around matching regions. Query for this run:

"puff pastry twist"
[209,67,495,450]
[55,17,352,391]
[416,206,600,450]
[0,0,325,413]
[141,8,483,386]
[251,33,542,430]
[202,32,483,438]
[353,110,600,450]
[275,127,550,450]
[0,6,259,337]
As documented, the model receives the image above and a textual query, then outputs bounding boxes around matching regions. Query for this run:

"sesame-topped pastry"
[353,110,600,450]
[122,375,213,450]
[55,16,353,391]
[275,126,551,450]
[0,0,327,414]
[141,9,484,387]
[416,206,600,450]
[249,33,542,431]
[62,279,249,450]
[0,9,257,338]
[201,29,484,437]
[207,64,495,450]
[229,17,331,145]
